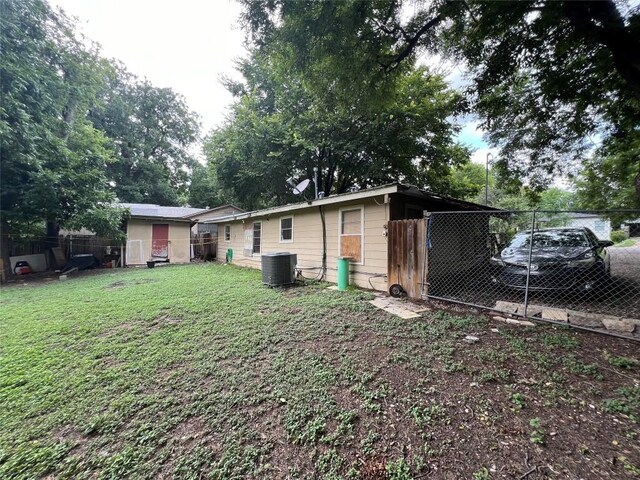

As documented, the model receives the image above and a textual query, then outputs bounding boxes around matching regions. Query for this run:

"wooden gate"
[387,219,427,299]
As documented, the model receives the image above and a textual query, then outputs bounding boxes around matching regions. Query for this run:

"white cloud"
[51,0,247,135]
[470,147,500,166]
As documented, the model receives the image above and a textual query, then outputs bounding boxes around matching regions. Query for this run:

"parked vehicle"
[490,227,613,291]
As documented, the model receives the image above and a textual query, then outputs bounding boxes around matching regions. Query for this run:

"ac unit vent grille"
[261,252,297,286]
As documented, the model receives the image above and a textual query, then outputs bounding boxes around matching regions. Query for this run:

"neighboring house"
[623,219,640,238]
[205,183,495,294]
[56,203,243,268]
[120,203,206,266]
[539,213,612,240]
[185,204,245,235]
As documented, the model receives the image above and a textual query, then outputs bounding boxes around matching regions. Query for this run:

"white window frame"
[252,221,262,255]
[338,205,364,265]
[224,224,231,242]
[279,215,294,243]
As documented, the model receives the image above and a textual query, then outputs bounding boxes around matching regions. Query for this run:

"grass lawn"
[1,264,639,479]
[614,239,638,248]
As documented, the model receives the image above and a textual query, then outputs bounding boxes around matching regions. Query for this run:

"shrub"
[611,230,628,243]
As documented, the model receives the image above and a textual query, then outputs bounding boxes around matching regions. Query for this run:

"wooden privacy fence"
[387,219,427,299]
[191,233,217,260]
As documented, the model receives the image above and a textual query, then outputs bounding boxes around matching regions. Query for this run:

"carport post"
[523,210,537,317]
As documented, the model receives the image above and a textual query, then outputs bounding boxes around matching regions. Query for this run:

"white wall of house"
[565,217,612,240]
[126,219,192,265]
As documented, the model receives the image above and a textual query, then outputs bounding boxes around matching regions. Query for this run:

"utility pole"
[485,152,493,206]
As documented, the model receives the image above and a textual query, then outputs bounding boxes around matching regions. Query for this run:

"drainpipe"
[319,205,327,280]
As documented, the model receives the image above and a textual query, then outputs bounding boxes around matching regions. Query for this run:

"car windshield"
[507,230,590,249]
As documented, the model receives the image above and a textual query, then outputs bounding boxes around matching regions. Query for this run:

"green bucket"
[337,256,351,290]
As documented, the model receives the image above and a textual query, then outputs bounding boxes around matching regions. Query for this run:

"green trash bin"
[226,248,233,263]
[337,256,351,290]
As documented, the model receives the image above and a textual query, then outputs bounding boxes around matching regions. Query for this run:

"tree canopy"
[0,0,117,236]
[88,66,201,206]
[239,0,639,202]
[205,18,470,208]
[1,0,204,279]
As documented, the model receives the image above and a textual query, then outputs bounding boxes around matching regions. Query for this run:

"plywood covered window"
[280,216,293,243]
[252,222,262,254]
[224,225,231,242]
[339,207,363,263]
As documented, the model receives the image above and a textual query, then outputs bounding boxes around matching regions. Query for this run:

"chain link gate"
[424,210,640,339]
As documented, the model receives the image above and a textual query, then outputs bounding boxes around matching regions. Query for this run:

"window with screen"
[224,225,231,242]
[280,216,293,242]
[253,222,261,254]
[339,207,363,263]
[594,220,605,232]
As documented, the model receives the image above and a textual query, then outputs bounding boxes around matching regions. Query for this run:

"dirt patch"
[170,417,209,446]
[52,425,91,456]
[97,322,135,338]
[145,315,183,332]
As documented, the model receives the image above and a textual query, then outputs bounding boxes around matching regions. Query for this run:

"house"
[60,203,243,267]
[120,203,206,265]
[538,212,612,240]
[205,183,496,296]
[623,219,640,238]
[185,204,245,235]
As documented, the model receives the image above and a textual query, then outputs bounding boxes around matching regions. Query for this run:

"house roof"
[183,204,245,219]
[118,203,206,222]
[203,183,501,224]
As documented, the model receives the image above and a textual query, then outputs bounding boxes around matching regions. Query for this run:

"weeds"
[386,458,412,480]
[1,264,638,479]
[602,387,640,422]
[510,392,526,410]
[529,417,545,445]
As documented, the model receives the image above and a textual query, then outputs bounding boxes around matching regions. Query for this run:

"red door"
[152,224,169,258]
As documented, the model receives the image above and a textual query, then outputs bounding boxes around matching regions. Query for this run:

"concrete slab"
[370,297,421,319]
[542,308,569,322]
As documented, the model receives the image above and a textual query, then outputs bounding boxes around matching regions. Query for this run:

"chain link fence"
[426,210,640,337]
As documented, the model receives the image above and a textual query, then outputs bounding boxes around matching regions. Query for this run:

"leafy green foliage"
[240,0,640,203]
[574,133,640,213]
[611,230,629,243]
[386,458,412,480]
[208,2,470,209]
[88,66,201,206]
[0,0,116,234]
[529,417,545,444]
[602,387,640,422]
[607,355,640,370]
[1,265,639,478]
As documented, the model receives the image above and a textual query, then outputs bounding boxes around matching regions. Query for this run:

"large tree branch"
[563,0,640,101]
[384,13,444,71]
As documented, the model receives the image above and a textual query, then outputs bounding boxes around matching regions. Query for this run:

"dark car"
[490,227,613,291]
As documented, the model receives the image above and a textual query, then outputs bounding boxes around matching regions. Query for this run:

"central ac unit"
[261,252,297,286]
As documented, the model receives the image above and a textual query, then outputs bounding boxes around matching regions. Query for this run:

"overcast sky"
[51,0,493,163]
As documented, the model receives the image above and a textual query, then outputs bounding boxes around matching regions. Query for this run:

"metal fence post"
[523,210,536,317]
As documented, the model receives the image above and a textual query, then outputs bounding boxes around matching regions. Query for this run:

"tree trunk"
[0,221,12,283]
[45,221,60,269]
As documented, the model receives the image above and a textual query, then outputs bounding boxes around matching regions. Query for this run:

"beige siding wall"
[217,197,389,291]
[126,220,192,265]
